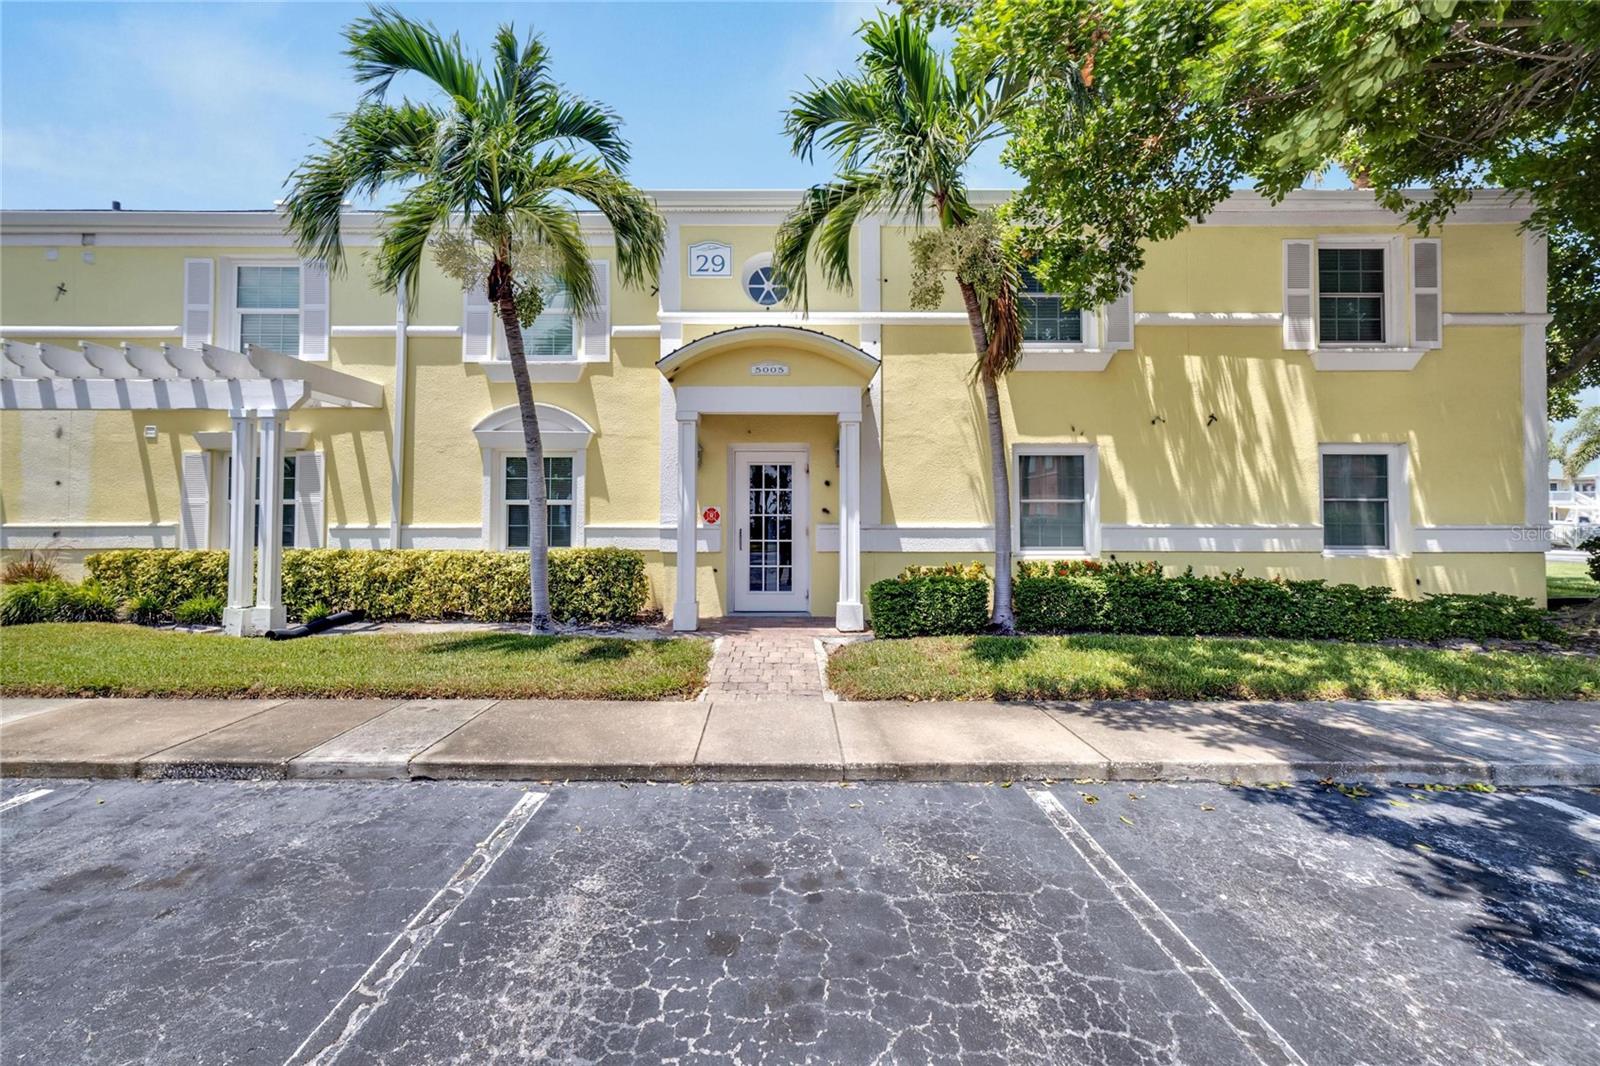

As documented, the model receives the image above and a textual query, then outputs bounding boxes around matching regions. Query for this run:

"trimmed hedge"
[1014,560,1562,643]
[867,563,990,637]
[85,547,650,624]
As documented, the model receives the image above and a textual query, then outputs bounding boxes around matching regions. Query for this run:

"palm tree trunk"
[490,263,554,633]
[958,279,1016,632]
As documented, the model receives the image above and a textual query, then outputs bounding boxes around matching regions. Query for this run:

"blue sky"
[0,1,1014,210]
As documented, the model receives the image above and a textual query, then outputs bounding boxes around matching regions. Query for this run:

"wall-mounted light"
[143,425,157,441]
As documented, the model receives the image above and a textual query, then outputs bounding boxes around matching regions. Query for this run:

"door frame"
[728,444,810,613]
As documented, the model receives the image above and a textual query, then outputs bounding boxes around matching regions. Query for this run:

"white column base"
[222,605,285,637]
[672,598,699,632]
[835,601,864,632]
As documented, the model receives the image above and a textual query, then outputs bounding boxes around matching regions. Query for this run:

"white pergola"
[1,339,384,635]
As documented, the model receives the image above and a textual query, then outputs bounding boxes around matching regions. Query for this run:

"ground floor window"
[226,456,296,548]
[1321,452,1389,549]
[505,455,574,549]
[1018,453,1087,550]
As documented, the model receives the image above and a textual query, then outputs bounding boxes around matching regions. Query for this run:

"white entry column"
[249,411,288,634]
[672,412,700,631]
[222,410,258,636]
[836,413,864,631]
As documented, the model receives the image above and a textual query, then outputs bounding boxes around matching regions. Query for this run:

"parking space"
[2,779,1597,1064]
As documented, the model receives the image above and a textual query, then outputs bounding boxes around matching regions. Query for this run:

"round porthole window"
[744,264,787,306]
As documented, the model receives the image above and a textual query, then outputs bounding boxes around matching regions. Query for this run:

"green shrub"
[868,563,990,638]
[174,595,224,626]
[54,582,118,623]
[1585,535,1600,583]
[87,547,650,624]
[0,581,66,626]
[1014,563,1562,644]
[300,603,331,624]
[123,592,166,626]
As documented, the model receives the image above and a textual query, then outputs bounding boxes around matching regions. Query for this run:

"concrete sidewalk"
[2,695,1598,785]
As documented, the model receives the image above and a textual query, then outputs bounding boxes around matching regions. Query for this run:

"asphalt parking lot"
[2,779,1597,1065]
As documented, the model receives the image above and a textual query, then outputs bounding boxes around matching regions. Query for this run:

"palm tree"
[283,6,663,632]
[773,11,1024,630]
[1552,407,1600,482]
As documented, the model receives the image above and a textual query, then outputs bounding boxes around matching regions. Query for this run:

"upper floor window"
[505,455,575,549]
[745,264,787,306]
[1020,269,1083,345]
[1318,248,1385,344]
[519,282,576,360]
[236,265,300,355]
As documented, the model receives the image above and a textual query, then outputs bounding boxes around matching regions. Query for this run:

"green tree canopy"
[945,0,1598,412]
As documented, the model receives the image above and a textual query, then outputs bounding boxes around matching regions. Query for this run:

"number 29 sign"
[687,241,732,278]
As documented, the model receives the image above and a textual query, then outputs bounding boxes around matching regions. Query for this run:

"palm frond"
[508,194,600,314]
[528,93,630,170]
[345,4,483,103]
[372,181,454,302]
[284,101,442,272]
[774,175,884,312]
[514,155,663,290]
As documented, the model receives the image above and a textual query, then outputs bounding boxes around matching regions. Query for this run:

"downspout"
[388,286,408,549]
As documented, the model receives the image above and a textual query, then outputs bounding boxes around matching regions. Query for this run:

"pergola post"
[221,410,258,636]
[249,411,288,633]
[836,413,864,631]
[672,413,700,631]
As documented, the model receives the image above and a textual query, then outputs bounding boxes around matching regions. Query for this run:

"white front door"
[732,449,809,613]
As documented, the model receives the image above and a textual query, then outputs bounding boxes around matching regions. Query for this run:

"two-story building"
[0,189,1550,631]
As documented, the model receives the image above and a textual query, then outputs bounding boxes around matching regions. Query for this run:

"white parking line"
[0,788,53,814]
[283,790,549,1066]
[1029,789,1307,1066]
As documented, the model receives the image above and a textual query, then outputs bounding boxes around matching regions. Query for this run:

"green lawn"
[1548,560,1600,601]
[0,623,711,700]
[828,634,1600,702]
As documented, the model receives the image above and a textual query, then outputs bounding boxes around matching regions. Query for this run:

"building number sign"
[687,241,733,278]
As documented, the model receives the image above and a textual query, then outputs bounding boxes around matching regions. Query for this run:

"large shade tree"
[284,5,663,631]
[774,11,1025,629]
[943,0,1599,413]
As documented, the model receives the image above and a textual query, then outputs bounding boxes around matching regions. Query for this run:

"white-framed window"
[1019,268,1084,345]
[234,263,301,355]
[741,253,788,307]
[1319,443,1410,556]
[225,455,298,548]
[1012,444,1100,556]
[519,281,577,360]
[504,454,576,549]
[1318,246,1386,344]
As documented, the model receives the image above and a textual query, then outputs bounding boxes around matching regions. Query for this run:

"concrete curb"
[3,696,1597,786]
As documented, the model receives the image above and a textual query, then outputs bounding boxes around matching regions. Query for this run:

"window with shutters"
[1019,269,1084,345]
[224,456,297,548]
[518,281,577,360]
[234,264,301,356]
[1318,248,1385,344]
[504,454,575,549]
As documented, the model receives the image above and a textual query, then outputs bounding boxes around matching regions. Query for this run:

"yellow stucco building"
[0,190,1550,632]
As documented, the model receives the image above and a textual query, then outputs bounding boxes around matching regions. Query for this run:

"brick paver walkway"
[701,617,838,699]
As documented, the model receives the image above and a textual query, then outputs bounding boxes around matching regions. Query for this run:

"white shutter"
[179,452,211,549]
[1102,286,1133,350]
[1282,240,1316,350]
[1410,238,1442,349]
[294,452,325,548]
[182,258,214,349]
[580,259,611,362]
[462,282,494,362]
[299,259,331,360]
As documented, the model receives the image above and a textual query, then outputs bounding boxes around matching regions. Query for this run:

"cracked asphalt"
[1,779,1597,1064]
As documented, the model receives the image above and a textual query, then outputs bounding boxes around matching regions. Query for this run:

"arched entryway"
[658,326,879,632]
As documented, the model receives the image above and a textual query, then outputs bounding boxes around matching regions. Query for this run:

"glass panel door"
[733,450,808,612]
[747,462,794,594]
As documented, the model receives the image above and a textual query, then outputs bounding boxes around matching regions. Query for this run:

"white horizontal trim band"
[0,522,178,549]
[0,325,181,338]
